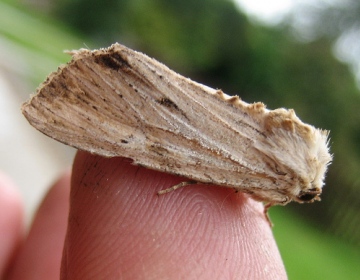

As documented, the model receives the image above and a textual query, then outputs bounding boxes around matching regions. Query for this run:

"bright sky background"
[234,0,295,24]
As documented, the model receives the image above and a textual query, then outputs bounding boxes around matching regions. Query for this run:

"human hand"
[2,151,287,279]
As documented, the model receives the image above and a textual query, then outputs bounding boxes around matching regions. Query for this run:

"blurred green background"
[1,0,359,279]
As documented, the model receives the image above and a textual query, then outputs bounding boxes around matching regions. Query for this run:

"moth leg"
[157,181,198,195]
[264,203,274,227]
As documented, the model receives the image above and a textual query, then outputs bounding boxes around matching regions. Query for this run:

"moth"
[22,43,332,209]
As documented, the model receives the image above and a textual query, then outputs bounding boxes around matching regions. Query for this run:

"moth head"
[296,128,332,203]
[262,109,332,205]
[271,115,332,204]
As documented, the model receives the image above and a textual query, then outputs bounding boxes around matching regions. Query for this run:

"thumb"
[61,151,286,279]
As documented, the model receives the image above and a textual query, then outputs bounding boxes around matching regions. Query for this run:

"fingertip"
[63,152,286,279]
[0,172,24,277]
[7,170,70,280]
[0,171,24,216]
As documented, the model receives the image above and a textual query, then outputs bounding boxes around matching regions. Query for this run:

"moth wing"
[22,44,266,184]
[22,43,331,204]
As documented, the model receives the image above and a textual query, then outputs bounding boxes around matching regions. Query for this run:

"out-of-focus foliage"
[288,0,360,86]
[272,207,360,280]
[287,0,360,41]
[0,0,85,86]
[3,0,360,278]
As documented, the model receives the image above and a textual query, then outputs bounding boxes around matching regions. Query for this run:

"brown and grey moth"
[22,43,332,210]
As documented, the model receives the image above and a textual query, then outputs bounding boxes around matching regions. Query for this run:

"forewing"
[22,44,332,204]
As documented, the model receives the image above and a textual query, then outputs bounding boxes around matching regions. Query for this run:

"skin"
[2,151,287,279]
